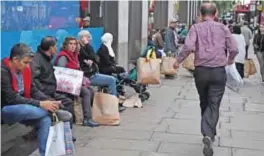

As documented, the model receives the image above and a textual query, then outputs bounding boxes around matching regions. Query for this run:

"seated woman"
[97,33,126,75]
[77,30,126,112]
[54,37,99,127]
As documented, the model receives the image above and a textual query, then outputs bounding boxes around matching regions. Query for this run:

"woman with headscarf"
[97,33,126,75]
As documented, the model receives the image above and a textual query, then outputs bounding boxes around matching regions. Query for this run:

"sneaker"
[83,119,100,127]
[202,136,214,156]
[119,104,126,113]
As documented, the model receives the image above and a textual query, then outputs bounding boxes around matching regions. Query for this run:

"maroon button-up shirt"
[177,19,239,67]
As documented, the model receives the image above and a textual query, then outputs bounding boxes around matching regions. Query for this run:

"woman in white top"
[232,25,246,78]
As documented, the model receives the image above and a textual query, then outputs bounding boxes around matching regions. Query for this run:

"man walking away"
[241,21,253,59]
[173,2,238,156]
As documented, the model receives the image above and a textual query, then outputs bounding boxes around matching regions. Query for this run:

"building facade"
[1,0,203,70]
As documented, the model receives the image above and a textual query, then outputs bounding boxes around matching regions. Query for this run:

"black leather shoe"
[83,119,100,127]
[119,105,126,113]
[72,137,77,142]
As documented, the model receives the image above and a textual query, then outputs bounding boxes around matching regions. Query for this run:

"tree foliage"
[212,0,236,16]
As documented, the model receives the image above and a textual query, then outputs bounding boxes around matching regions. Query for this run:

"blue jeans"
[1,104,51,156]
[90,73,117,96]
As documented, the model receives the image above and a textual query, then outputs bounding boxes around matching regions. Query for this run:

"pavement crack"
[148,131,155,141]
[155,141,162,152]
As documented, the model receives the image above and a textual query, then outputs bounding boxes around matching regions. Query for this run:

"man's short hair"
[232,25,241,34]
[40,36,57,51]
[10,43,34,60]
[243,21,248,25]
[200,3,217,16]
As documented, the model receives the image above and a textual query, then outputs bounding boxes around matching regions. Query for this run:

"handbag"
[82,63,99,77]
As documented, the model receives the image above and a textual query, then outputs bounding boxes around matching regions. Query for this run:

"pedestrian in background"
[232,25,246,78]
[241,21,253,59]
[173,2,238,156]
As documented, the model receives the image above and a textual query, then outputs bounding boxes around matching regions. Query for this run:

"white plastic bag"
[225,64,244,92]
[45,121,66,156]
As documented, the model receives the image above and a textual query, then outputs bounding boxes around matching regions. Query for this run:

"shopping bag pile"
[92,92,120,126]
[244,58,257,78]
[225,64,244,92]
[137,58,161,85]
[45,114,75,156]
[161,57,177,75]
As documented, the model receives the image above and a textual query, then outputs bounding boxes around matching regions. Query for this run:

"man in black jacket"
[30,36,74,114]
[1,43,71,156]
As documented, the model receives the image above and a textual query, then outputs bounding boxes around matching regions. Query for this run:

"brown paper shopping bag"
[137,58,161,85]
[161,57,177,75]
[244,59,257,78]
[73,97,83,125]
[92,92,120,126]
[182,53,195,71]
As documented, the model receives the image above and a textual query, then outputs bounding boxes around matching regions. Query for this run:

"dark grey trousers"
[80,87,94,120]
[194,66,226,139]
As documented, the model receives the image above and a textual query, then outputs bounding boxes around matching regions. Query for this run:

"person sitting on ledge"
[1,43,72,156]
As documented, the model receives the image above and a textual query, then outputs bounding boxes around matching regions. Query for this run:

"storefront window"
[1,1,80,31]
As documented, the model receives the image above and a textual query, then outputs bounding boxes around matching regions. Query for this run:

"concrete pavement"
[29,56,264,156]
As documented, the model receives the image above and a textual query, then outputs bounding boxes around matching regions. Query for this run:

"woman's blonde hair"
[78,30,92,40]
[61,36,80,52]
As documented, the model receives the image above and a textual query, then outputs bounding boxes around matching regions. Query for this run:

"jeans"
[1,104,51,156]
[194,66,226,139]
[90,73,117,96]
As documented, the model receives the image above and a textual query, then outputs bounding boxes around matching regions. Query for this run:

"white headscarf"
[101,33,115,57]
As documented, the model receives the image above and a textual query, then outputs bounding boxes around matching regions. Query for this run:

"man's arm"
[30,58,46,93]
[1,68,40,106]
[30,82,51,101]
[177,25,197,64]
[225,27,239,61]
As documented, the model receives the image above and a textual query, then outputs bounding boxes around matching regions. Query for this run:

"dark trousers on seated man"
[194,66,226,140]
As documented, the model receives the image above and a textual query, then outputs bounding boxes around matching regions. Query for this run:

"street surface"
[29,52,264,156]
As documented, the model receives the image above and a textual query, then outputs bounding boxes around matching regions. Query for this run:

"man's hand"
[173,60,179,69]
[227,59,234,65]
[40,101,59,113]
